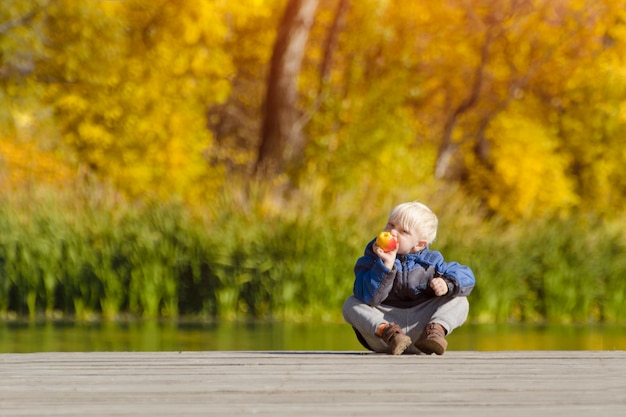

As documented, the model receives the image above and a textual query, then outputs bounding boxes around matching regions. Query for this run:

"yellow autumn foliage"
[2,0,626,220]
[478,110,579,220]
[0,139,75,189]
[31,0,246,203]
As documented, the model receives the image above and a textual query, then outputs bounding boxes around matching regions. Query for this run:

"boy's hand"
[430,277,449,296]
[373,243,397,270]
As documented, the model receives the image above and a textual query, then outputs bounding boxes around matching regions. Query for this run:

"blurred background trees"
[1,0,626,321]
[2,0,626,218]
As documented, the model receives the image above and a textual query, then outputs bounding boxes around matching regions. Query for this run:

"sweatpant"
[342,295,469,354]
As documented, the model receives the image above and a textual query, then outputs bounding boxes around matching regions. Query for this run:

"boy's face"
[384,218,427,254]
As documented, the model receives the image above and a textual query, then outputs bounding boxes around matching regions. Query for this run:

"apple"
[376,231,397,252]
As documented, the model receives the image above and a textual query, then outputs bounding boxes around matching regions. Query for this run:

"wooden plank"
[1,351,625,417]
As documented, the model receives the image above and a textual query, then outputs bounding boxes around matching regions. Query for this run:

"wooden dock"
[1,351,625,416]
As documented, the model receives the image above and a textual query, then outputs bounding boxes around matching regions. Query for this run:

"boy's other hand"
[430,277,449,296]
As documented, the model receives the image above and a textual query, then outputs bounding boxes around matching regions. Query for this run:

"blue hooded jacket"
[353,238,475,307]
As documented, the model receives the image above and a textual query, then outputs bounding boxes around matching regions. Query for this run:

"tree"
[205,1,283,176]
[255,0,319,177]
[318,0,350,93]
[35,0,234,201]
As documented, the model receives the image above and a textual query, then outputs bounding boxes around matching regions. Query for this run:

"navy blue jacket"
[353,238,475,307]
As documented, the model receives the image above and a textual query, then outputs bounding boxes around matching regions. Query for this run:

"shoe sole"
[389,336,413,355]
[415,339,446,355]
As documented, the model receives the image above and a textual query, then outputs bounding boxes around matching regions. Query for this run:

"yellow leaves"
[189,48,212,77]
[481,111,579,220]
[103,106,124,127]
[123,0,230,47]
[98,0,124,15]
[22,0,244,204]
[225,0,284,26]
[0,139,75,190]
[78,122,114,148]
[170,51,190,77]
[184,2,228,45]
[182,19,203,45]
[55,94,89,115]
[4,0,626,221]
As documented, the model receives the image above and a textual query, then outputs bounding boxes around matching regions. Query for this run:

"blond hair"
[388,201,438,244]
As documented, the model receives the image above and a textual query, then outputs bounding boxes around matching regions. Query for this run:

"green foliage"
[1,182,626,324]
[0,181,362,321]
[435,207,626,324]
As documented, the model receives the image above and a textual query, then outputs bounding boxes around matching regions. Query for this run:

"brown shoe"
[381,322,412,355]
[415,323,448,355]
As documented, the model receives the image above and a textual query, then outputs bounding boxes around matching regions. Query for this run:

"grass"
[0,180,625,324]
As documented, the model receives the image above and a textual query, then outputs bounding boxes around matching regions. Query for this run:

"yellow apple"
[375,231,397,252]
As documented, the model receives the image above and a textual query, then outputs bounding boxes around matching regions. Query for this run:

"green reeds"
[0,182,625,324]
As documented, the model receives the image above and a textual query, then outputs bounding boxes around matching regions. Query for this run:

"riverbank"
[1,321,625,352]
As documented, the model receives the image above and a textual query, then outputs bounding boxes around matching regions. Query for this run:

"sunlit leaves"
[0,139,75,189]
[37,0,239,201]
[480,108,579,219]
[305,0,626,218]
[2,0,626,219]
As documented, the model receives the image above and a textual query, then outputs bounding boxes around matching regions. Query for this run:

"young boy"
[342,201,475,355]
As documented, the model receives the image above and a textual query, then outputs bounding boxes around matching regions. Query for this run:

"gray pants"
[342,295,469,354]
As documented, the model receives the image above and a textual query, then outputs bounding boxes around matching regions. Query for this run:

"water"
[1,321,624,353]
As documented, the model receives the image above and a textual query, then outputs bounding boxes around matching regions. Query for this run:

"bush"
[1,181,625,324]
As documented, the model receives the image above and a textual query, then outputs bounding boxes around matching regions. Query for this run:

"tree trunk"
[319,0,350,88]
[434,29,493,180]
[255,0,319,177]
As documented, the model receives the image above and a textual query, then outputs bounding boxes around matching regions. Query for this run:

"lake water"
[1,321,625,353]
